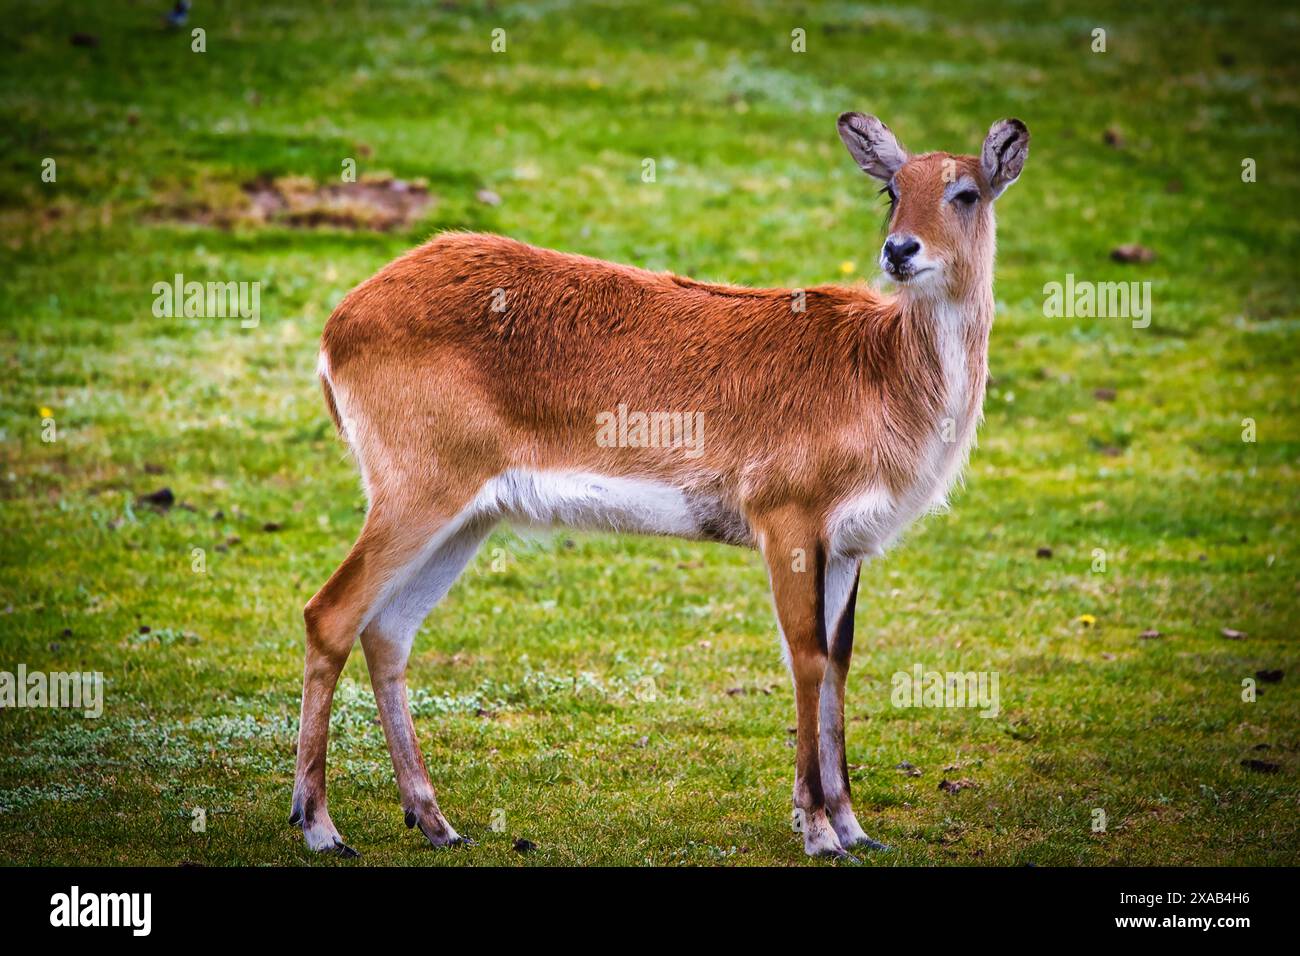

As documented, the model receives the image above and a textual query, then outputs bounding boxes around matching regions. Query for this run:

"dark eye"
[878,184,898,227]
[953,188,979,206]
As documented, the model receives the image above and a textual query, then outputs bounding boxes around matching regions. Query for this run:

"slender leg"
[360,516,493,847]
[756,507,845,858]
[290,506,456,855]
[819,556,887,850]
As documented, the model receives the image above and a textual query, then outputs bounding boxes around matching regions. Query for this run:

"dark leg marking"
[830,569,860,665]
[813,542,828,657]
[831,568,860,797]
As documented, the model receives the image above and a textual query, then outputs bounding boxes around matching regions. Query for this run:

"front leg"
[755,507,846,858]
[819,555,888,850]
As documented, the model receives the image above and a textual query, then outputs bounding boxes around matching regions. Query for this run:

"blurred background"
[0,0,1296,865]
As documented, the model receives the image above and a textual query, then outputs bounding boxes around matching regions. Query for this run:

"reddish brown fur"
[322,231,956,512]
[292,116,1027,858]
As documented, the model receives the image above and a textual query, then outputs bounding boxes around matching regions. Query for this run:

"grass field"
[1,0,1297,866]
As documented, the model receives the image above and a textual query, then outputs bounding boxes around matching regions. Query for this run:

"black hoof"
[289,806,303,826]
[415,817,472,848]
[332,840,360,859]
[404,810,417,829]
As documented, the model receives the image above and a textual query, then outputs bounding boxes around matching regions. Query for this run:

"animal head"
[837,113,1029,298]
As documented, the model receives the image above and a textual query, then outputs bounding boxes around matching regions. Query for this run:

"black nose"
[884,235,920,266]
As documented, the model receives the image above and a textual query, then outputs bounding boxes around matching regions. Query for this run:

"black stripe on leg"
[831,567,861,797]
[813,543,828,656]
[829,568,860,666]
[840,747,852,801]
[796,541,831,814]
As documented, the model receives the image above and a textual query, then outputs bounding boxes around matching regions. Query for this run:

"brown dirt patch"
[151,173,434,231]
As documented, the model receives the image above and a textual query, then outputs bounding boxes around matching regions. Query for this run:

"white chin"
[899,268,944,292]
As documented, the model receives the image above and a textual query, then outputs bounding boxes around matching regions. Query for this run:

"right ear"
[837,112,909,182]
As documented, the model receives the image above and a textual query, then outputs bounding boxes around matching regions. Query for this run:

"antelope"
[292,113,1029,858]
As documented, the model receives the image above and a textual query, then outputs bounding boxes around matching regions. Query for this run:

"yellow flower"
[839,261,856,275]
[1076,614,1097,628]
[39,406,53,419]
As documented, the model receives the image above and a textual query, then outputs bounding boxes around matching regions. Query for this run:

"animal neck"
[892,280,995,424]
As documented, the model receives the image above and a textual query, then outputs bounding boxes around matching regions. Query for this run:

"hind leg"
[360,514,495,847]
[291,504,474,855]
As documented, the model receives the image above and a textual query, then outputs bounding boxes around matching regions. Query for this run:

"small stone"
[1111,244,1156,264]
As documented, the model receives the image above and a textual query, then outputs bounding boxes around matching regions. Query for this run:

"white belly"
[470,469,751,545]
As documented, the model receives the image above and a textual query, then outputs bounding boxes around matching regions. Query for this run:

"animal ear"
[837,112,908,182]
[981,118,1029,198]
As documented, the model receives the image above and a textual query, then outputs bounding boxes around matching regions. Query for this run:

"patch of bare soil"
[152,173,433,231]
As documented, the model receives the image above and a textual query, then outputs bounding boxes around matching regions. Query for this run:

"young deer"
[293,113,1028,858]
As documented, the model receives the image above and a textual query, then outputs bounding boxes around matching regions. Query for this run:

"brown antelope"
[292,113,1029,858]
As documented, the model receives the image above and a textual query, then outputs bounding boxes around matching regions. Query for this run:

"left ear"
[981,118,1029,199]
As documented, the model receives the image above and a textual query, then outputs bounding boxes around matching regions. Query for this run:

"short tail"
[316,351,347,442]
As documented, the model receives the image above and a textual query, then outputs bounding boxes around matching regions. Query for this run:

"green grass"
[0,0,1297,866]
